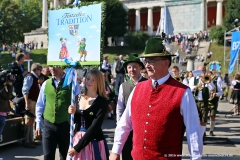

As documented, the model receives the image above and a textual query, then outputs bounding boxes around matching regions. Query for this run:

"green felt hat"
[123,53,145,69]
[140,38,175,58]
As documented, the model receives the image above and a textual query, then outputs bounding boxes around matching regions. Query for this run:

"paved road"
[0,100,239,160]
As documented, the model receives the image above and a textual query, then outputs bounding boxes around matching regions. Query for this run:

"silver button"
[149,105,151,108]
[147,113,150,116]
[144,130,147,132]
[144,138,147,141]
[146,122,148,124]
[144,146,146,149]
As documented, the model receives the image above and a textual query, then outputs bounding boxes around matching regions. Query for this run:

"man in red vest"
[110,38,203,160]
[22,63,42,148]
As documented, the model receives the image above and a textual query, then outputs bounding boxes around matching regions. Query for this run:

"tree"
[209,26,226,45]
[223,0,240,31]
[124,31,150,49]
[0,0,25,44]
[81,0,128,46]
[104,0,128,43]
[15,0,42,36]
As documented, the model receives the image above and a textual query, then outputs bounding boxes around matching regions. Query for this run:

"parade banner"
[229,31,240,74]
[48,3,102,66]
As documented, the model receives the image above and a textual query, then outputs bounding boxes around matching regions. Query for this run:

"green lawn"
[207,43,236,75]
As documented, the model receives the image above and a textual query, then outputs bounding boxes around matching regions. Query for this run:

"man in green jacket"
[35,66,80,160]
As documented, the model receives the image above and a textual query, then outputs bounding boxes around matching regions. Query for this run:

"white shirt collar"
[31,71,39,78]
[151,73,170,87]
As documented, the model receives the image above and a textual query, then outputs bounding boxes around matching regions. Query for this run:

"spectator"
[185,45,192,55]
[121,41,124,46]
[194,39,199,51]
[41,66,50,81]
[22,63,42,148]
[35,42,38,50]
[115,55,125,95]
[13,53,28,98]
[174,50,180,63]
[0,72,13,142]
[40,41,43,49]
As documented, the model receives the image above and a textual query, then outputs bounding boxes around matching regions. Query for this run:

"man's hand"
[35,129,41,137]
[25,103,30,110]
[23,70,28,76]
[68,105,76,114]
[109,153,120,160]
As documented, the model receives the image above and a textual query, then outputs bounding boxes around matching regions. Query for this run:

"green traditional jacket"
[43,78,71,124]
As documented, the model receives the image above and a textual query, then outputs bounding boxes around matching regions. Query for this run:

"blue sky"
[48,3,101,62]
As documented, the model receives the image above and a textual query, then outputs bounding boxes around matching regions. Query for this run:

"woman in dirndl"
[67,69,109,160]
[229,74,240,115]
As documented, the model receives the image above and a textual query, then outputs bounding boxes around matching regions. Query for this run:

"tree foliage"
[124,31,150,49]
[223,0,240,31]
[0,0,42,44]
[210,0,240,45]
[82,0,128,46]
[209,26,226,45]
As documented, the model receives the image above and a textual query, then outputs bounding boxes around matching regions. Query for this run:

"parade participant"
[116,53,147,160]
[110,38,202,160]
[35,66,80,160]
[171,66,189,86]
[140,69,149,79]
[67,69,109,159]
[229,74,240,115]
[22,63,42,148]
[115,55,125,94]
[207,71,223,136]
[221,73,230,101]
[41,66,50,81]
[189,66,215,140]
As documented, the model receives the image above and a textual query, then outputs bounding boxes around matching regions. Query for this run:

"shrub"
[124,31,150,49]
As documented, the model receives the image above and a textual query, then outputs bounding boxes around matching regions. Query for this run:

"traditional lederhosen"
[194,77,209,123]
[208,79,219,116]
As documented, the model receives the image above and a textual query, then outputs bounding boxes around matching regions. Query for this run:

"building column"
[42,0,48,28]
[216,0,223,25]
[50,0,53,8]
[160,6,164,34]
[200,0,206,31]
[135,8,141,31]
[147,7,153,35]
[54,0,59,9]
[66,0,71,5]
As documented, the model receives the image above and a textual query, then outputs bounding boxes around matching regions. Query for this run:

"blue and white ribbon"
[62,58,78,160]
[73,0,81,7]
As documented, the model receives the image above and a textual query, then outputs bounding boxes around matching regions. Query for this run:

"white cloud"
[90,25,97,29]
[67,41,72,44]
[56,33,61,36]
[89,35,93,38]
[96,29,100,32]
[62,28,65,30]
[86,32,88,34]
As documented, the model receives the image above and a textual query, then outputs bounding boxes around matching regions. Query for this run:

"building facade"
[122,0,227,35]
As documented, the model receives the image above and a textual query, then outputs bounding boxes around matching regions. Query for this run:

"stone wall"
[166,1,203,34]
[24,29,48,49]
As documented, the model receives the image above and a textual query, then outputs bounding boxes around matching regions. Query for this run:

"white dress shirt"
[35,76,80,130]
[189,76,215,101]
[112,74,203,160]
[215,77,223,97]
[116,76,143,124]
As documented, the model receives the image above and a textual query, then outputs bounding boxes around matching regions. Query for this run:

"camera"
[7,62,20,75]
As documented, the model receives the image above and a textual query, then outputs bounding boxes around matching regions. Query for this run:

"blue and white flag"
[228,32,240,74]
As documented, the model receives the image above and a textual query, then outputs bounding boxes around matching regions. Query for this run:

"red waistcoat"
[28,73,40,102]
[131,76,188,160]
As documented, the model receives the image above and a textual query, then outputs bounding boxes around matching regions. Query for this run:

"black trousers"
[122,131,133,160]
[42,119,70,160]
